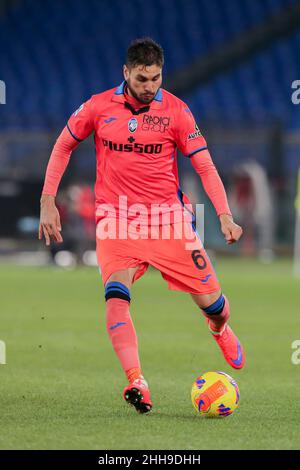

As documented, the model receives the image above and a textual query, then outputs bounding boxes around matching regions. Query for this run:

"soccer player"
[39,38,245,414]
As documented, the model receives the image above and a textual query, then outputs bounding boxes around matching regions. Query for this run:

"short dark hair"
[126,37,164,68]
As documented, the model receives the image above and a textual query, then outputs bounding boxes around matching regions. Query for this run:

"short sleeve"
[67,98,94,142]
[175,105,207,157]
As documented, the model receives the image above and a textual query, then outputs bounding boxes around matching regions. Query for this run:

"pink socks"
[106,298,141,381]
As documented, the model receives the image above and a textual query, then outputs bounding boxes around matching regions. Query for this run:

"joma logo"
[0,80,6,104]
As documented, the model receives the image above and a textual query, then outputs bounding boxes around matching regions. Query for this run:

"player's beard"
[126,80,156,104]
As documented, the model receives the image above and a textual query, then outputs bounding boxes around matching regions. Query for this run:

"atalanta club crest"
[128,117,138,133]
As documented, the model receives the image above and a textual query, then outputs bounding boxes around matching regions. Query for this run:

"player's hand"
[39,195,63,246]
[219,214,243,245]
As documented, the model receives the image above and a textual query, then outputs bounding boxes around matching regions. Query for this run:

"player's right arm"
[39,99,94,246]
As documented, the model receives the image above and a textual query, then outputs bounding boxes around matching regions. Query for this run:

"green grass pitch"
[0,258,299,450]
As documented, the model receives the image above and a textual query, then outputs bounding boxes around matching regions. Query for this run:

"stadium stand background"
[0,0,299,257]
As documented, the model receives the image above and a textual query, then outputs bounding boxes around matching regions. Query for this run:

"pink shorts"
[96,220,220,295]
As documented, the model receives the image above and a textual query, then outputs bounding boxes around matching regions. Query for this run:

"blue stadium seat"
[0,0,299,174]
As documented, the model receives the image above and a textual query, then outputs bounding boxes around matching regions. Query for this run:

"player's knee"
[105,281,131,303]
[202,293,227,316]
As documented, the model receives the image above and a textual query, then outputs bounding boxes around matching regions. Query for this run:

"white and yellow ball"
[191,371,240,418]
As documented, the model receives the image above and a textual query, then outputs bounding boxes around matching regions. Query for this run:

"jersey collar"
[111,80,163,109]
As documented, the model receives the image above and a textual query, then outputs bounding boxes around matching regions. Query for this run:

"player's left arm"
[174,105,243,245]
[190,149,243,245]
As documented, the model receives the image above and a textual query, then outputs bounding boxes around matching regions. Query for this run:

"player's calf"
[105,281,142,381]
[192,291,229,332]
[201,293,230,333]
[104,280,153,408]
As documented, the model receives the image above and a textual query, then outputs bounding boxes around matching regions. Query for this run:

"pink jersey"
[66,81,207,224]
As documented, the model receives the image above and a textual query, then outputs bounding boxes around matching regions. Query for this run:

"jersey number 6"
[191,250,207,270]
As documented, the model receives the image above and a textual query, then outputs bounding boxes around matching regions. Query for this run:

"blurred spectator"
[229,161,274,261]
[50,184,95,265]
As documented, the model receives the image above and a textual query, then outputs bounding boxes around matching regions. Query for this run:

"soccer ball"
[191,371,240,418]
